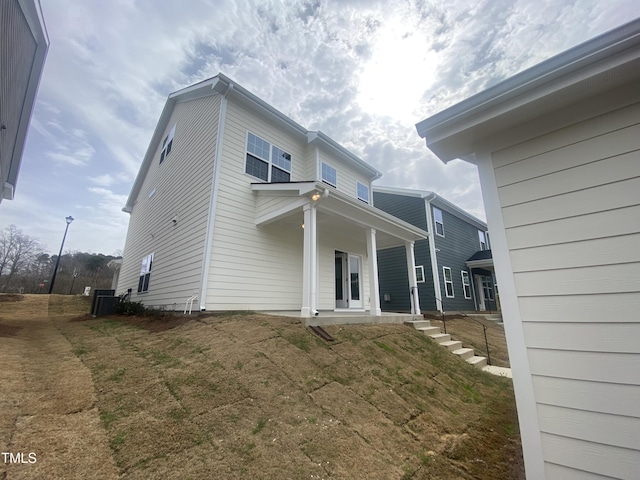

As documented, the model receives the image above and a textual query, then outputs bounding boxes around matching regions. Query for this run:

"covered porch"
[466,250,500,312]
[252,181,429,319]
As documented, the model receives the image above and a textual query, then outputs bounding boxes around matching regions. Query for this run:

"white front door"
[335,251,363,309]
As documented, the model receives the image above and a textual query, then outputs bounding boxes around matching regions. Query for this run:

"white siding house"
[119,74,428,319]
[416,19,640,479]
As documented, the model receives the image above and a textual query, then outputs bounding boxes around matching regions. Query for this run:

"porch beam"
[366,228,381,316]
[301,203,317,317]
[405,241,421,315]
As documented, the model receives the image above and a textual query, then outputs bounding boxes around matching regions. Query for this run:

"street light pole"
[48,216,74,294]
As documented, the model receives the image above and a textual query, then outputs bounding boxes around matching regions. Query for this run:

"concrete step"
[452,347,474,360]
[404,320,432,329]
[429,333,451,344]
[466,356,488,368]
[440,340,463,352]
[482,365,512,378]
[416,326,441,336]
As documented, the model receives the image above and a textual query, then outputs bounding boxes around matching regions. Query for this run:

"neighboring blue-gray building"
[373,186,498,314]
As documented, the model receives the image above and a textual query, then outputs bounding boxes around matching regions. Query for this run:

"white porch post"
[405,241,421,315]
[366,228,381,316]
[301,203,317,317]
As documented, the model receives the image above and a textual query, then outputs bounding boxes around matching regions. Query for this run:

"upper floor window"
[160,124,176,164]
[321,162,337,187]
[356,182,369,203]
[433,207,444,236]
[479,230,488,250]
[245,132,291,182]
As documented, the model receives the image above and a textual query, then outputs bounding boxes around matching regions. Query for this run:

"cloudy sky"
[3,0,639,255]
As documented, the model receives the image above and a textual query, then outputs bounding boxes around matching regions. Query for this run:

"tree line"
[0,225,121,294]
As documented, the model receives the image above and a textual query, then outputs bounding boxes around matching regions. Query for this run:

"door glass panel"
[349,256,360,301]
[335,256,344,300]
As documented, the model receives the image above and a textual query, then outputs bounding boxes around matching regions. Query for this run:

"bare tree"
[0,225,44,292]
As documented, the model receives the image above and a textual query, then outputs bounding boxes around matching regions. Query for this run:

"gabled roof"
[123,73,380,212]
[416,18,640,162]
[373,185,487,230]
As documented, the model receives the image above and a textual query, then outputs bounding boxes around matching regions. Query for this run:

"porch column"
[301,203,317,317]
[366,228,381,316]
[405,241,421,315]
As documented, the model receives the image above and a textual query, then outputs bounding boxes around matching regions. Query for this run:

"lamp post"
[48,216,74,294]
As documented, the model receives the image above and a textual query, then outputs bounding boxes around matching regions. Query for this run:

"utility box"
[94,295,120,317]
[91,289,115,316]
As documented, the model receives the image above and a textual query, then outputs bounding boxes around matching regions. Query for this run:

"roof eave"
[416,18,640,162]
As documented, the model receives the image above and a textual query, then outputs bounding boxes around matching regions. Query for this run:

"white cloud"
[9,0,639,256]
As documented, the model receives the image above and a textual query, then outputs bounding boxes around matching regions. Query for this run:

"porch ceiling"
[252,181,428,248]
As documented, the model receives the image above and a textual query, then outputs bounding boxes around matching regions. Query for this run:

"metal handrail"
[433,296,493,365]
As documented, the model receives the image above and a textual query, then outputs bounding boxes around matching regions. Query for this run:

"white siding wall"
[318,148,372,203]
[492,101,640,478]
[204,98,308,310]
[118,95,221,307]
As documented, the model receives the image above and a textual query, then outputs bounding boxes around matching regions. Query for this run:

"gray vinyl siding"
[0,0,38,200]
[373,192,436,312]
[430,201,482,312]
[491,101,640,477]
[118,94,221,307]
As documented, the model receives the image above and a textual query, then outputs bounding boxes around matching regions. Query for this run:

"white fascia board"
[416,18,640,162]
[466,259,494,270]
[308,131,382,180]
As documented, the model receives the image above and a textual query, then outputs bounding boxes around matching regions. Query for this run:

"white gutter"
[199,83,232,310]
[424,193,443,312]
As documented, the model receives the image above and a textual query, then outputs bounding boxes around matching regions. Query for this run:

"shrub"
[115,300,146,316]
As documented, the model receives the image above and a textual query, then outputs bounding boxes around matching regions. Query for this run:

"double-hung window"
[321,162,337,187]
[245,132,291,182]
[160,124,176,164]
[356,181,370,203]
[443,266,454,298]
[479,230,488,250]
[138,253,154,293]
[415,265,425,283]
[461,271,472,299]
[433,207,444,236]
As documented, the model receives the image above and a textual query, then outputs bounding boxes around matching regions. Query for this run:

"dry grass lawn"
[0,295,524,479]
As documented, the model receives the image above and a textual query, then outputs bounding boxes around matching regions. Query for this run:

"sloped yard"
[0,295,524,479]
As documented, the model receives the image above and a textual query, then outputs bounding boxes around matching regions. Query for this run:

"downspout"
[199,83,233,311]
[424,193,443,312]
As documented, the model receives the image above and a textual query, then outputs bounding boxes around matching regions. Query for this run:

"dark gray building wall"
[431,200,484,313]
[373,191,436,312]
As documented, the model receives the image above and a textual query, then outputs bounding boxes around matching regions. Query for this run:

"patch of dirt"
[0,323,21,337]
[1,295,524,479]
[0,294,24,302]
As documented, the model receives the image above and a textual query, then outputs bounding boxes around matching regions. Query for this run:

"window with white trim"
[482,276,494,301]
[415,265,425,283]
[461,271,471,299]
[356,181,369,203]
[443,266,454,298]
[433,207,444,236]
[321,162,337,187]
[479,230,488,250]
[160,124,176,164]
[138,253,154,293]
[245,132,291,182]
